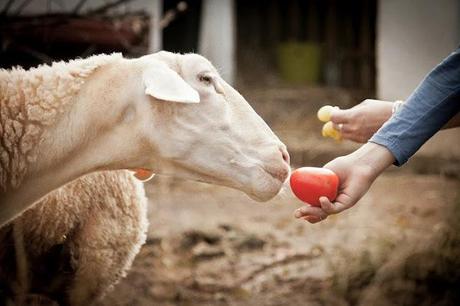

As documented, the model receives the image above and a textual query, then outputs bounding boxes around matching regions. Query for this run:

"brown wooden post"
[360,0,372,90]
[306,0,319,42]
[324,0,339,86]
[341,2,355,88]
[288,0,300,41]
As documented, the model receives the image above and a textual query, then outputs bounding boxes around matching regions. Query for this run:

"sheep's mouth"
[263,166,290,183]
[244,167,287,202]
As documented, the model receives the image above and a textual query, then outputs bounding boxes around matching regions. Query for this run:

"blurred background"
[1,0,460,305]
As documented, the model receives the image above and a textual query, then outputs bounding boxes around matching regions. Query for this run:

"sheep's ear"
[143,62,200,104]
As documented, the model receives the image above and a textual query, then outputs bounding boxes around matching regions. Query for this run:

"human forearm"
[371,48,460,166]
[348,142,395,179]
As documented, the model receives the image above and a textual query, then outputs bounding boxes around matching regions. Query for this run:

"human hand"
[330,99,393,143]
[294,143,395,223]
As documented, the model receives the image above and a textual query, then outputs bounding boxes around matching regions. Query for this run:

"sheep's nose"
[260,143,291,183]
[280,145,290,166]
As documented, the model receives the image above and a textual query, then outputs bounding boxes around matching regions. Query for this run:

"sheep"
[0,170,148,306]
[0,51,290,305]
[0,51,290,227]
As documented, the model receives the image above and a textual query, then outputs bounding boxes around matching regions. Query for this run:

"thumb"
[330,108,352,124]
[335,174,371,211]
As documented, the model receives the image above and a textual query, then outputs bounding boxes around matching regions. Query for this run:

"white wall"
[377,0,460,100]
[377,0,460,159]
[198,0,236,85]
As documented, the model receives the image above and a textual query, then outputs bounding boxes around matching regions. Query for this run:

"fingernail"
[294,210,302,218]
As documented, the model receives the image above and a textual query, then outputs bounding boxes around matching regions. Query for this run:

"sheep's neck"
[0,54,123,226]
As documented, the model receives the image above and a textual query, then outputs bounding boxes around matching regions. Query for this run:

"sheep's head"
[128,51,290,201]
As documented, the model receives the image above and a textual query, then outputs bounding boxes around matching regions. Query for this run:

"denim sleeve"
[369,48,460,166]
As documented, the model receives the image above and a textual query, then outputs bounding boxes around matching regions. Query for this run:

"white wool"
[0,53,122,191]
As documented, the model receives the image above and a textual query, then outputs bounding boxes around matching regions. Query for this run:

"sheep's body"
[0,54,148,304]
[0,170,148,305]
[0,51,289,305]
[0,53,122,192]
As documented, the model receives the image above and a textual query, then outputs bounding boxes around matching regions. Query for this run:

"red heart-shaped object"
[290,167,339,206]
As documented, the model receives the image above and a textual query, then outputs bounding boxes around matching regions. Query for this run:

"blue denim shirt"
[370,48,460,166]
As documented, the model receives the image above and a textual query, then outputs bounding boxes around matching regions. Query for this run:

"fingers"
[319,196,348,214]
[332,122,353,135]
[330,123,367,143]
[332,122,343,132]
[303,216,322,223]
[330,108,352,124]
[294,196,355,224]
[294,205,326,218]
[294,205,328,224]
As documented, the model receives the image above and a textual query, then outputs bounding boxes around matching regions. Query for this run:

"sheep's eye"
[198,74,212,85]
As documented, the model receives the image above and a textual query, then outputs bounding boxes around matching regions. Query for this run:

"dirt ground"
[99,87,460,306]
[97,174,459,306]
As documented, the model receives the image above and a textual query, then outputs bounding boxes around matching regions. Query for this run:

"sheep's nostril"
[280,147,290,165]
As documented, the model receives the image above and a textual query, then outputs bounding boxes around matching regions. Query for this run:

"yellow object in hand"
[322,121,342,141]
[317,105,338,122]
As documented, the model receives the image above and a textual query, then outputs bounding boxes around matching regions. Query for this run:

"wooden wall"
[236,0,377,91]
